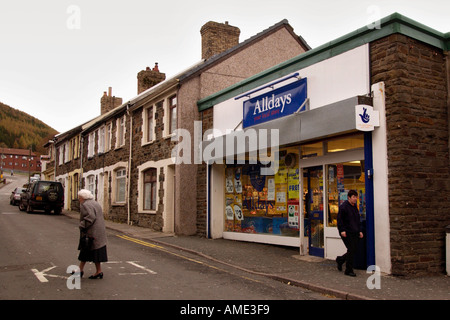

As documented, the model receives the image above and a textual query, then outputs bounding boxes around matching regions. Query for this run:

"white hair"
[78,189,94,200]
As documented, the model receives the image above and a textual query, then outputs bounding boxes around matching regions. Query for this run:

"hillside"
[0,101,58,155]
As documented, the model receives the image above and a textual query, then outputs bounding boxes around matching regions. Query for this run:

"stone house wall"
[370,34,450,276]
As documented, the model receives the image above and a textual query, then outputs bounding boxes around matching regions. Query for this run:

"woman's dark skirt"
[78,245,108,263]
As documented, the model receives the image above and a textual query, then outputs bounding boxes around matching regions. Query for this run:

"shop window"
[327,134,364,153]
[326,161,365,227]
[143,168,157,211]
[224,148,300,237]
[300,142,323,159]
[301,134,364,158]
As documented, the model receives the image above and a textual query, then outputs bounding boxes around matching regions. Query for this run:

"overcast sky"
[0,0,449,133]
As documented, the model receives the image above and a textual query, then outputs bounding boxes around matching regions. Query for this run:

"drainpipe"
[126,103,134,225]
[80,135,84,191]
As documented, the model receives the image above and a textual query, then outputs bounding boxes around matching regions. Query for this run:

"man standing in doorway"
[336,190,363,277]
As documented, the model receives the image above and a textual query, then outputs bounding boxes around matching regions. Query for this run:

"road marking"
[118,273,147,276]
[126,261,157,274]
[31,265,57,283]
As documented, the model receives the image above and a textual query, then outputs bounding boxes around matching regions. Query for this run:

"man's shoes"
[344,270,356,277]
[336,257,343,271]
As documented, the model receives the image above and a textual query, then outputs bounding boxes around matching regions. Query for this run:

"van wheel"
[19,202,25,211]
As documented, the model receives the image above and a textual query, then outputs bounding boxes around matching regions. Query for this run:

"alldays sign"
[243,78,307,128]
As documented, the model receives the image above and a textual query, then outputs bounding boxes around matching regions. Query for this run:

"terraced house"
[51,20,310,235]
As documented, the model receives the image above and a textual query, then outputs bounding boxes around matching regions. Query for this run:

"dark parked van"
[19,181,64,214]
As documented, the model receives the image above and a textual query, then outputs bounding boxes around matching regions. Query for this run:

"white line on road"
[126,261,157,274]
[31,265,57,283]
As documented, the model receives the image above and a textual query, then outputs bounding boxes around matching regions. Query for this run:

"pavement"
[61,210,448,300]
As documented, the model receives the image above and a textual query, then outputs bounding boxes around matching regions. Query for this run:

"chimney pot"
[100,87,122,115]
[137,64,166,94]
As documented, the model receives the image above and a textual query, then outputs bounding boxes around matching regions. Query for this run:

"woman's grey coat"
[79,199,107,250]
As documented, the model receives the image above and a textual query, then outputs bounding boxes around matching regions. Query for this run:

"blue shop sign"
[243,78,307,128]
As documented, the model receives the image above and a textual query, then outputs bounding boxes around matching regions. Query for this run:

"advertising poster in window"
[288,168,299,199]
[226,168,234,193]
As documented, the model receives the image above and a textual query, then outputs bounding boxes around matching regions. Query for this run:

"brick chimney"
[200,21,240,60]
[137,63,166,94]
[100,87,123,115]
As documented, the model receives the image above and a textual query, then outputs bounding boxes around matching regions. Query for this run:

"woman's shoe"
[89,272,103,279]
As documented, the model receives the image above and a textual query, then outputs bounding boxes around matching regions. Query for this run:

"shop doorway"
[303,166,324,257]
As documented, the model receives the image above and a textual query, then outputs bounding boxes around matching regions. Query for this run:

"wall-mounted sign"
[243,78,307,128]
[355,104,379,131]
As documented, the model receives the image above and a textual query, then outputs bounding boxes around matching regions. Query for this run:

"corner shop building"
[197,13,450,277]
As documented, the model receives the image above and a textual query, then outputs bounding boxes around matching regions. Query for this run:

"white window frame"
[142,104,157,145]
[58,146,63,165]
[105,122,112,152]
[163,95,177,139]
[64,142,70,163]
[87,175,95,195]
[87,132,95,158]
[114,167,127,204]
[116,115,126,149]
[98,127,105,154]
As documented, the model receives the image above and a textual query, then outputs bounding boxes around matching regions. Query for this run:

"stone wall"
[128,105,176,230]
[370,34,450,276]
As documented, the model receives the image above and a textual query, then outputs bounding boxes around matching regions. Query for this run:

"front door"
[303,166,324,257]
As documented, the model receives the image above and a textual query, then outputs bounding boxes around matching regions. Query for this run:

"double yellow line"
[116,234,260,283]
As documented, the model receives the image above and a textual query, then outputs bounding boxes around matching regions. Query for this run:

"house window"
[169,95,177,135]
[106,123,112,151]
[98,127,105,154]
[58,147,63,165]
[115,168,127,203]
[88,132,95,158]
[87,175,95,195]
[117,116,126,148]
[147,107,154,142]
[143,168,157,211]
[64,142,70,162]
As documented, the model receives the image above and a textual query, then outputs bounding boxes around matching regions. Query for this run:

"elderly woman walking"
[77,189,108,279]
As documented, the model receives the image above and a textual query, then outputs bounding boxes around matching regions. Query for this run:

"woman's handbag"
[79,234,94,251]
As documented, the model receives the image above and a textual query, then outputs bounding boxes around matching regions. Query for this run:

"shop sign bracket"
[234,73,301,100]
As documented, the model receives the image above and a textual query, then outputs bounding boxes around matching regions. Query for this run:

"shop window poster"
[226,168,234,193]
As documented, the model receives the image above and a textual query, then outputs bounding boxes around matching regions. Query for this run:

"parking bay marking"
[31,261,156,282]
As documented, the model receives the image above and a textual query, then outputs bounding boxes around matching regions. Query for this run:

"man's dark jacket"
[337,200,361,234]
